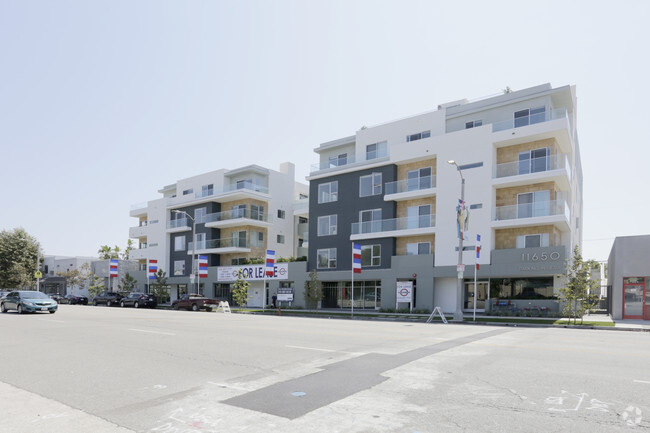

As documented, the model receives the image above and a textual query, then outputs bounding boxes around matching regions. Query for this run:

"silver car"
[1,291,58,314]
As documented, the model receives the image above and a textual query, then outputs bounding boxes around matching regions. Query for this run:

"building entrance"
[464,280,489,311]
[623,277,649,320]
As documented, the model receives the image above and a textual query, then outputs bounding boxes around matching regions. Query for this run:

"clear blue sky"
[1,0,648,261]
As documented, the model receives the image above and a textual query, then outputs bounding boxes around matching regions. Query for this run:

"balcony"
[350,214,436,241]
[188,238,251,255]
[384,175,437,201]
[492,200,570,231]
[492,108,568,133]
[129,224,149,239]
[204,209,272,229]
[195,181,269,202]
[166,218,192,233]
[129,248,149,260]
[129,202,148,217]
[310,148,389,174]
[294,198,309,216]
[493,154,571,190]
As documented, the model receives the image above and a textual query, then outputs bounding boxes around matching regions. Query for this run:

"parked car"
[1,291,58,314]
[171,294,221,311]
[60,294,89,305]
[120,293,157,309]
[0,291,10,300]
[49,293,65,302]
[92,291,124,307]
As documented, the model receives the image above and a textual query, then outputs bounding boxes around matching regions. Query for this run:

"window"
[516,234,549,248]
[201,184,214,196]
[361,245,381,267]
[359,209,382,233]
[328,153,347,167]
[407,205,432,229]
[406,242,430,255]
[250,204,264,221]
[366,141,387,160]
[517,190,551,218]
[360,173,382,197]
[465,120,483,129]
[182,188,193,195]
[232,204,246,218]
[174,236,186,252]
[249,231,264,248]
[236,179,252,190]
[232,231,247,247]
[195,233,206,250]
[277,209,286,219]
[231,257,247,265]
[317,248,337,269]
[406,130,431,142]
[318,181,338,203]
[277,234,285,244]
[173,260,185,276]
[514,106,546,128]
[407,167,432,191]
[317,215,337,236]
[518,147,550,175]
[195,207,207,223]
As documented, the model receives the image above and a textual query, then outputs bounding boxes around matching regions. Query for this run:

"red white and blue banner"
[352,243,361,274]
[148,259,158,280]
[109,259,118,277]
[265,250,275,276]
[476,234,481,270]
[198,255,208,278]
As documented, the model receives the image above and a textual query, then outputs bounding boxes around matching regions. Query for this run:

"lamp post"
[448,160,465,322]
[172,210,198,295]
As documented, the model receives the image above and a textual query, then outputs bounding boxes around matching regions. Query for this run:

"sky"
[1,0,649,262]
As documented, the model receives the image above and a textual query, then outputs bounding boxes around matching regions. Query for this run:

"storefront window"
[490,277,555,299]
[623,277,645,317]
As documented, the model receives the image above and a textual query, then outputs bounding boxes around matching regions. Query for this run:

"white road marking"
[285,345,365,355]
[207,381,251,391]
[38,318,65,323]
[128,328,176,336]
[633,380,650,384]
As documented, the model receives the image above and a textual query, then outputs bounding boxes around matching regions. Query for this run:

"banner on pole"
[148,259,158,280]
[109,259,118,277]
[199,255,208,278]
[266,250,275,276]
[352,243,361,274]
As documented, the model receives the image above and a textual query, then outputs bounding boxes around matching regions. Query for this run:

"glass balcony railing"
[494,154,571,179]
[492,200,569,221]
[188,238,249,251]
[310,148,389,172]
[167,218,191,229]
[385,175,437,195]
[195,181,269,199]
[351,214,436,235]
[204,209,271,224]
[492,108,568,132]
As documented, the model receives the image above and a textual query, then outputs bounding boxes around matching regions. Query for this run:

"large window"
[250,204,264,220]
[360,173,382,197]
[194,233,206,250]
[174,236,186,252]
[317,248,337,269]
[361,245,381,267]
[173,260,185,276]
[406,242,430,255]
[201,184,214,196]
[232,204,246,218]
[465,120,483,129]
[317,215,338,236]
[518,147,550,175]
[407,205,432,229]
[249,231,264,247]
[366,141,387,160]
[406,130,431,142]
[194,207,207,223]
[516,233,549,248]
[318,181,338,203]
[407,167,432,191]
[328,153,347,167]
[517,190,551,218]
[232,231,247,247]
[514,106,546,128]
[359,209,382,233]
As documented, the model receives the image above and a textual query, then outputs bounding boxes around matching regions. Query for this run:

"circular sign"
[399,288,410,297]
[34,271,43,279]
[279,267,287,276]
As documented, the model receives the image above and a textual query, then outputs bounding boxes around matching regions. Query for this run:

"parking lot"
[1,304,649,432]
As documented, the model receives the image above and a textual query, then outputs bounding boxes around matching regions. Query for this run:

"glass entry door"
[464,281,489,311]
[623,277,644,318]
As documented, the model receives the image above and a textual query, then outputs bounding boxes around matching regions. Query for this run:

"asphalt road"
[0,304,648,432]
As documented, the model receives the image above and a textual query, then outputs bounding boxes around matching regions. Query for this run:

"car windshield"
[20,291,50,299]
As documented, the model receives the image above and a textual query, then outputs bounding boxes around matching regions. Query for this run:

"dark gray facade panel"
[308,165,397,272]
[169,203,222,274]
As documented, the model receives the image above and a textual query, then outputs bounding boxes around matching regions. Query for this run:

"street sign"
[34,271,42,279]
[396,281,413,303]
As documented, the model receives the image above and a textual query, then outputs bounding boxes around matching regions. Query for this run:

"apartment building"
[306,83,582,315]
[129,162,308,305]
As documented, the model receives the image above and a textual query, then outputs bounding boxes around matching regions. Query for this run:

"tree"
[231,270,251,307]
[150,269,169,303]
[559,246,600,324]
[118,272,137,293]
[121,239,134,260]
[97,245,117,260]
[303,269,323,309]
[0,228,41,289]
[88,274,105,299]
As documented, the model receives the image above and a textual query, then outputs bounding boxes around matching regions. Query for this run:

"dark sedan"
[92,291,124,307]
[60,294,89,305]
[120,293,157,309]
[1,291,58,314]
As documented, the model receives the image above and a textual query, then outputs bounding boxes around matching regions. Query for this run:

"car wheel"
[49,310,56,314]
[205,307,212,312]
[173,303,179,310]
[120,301,125,308]
[191,303,199,312]
[107,300,112,307]
[0,303,6,313]
[134,302,139,308]
[17,305,23,314]
[93,300,98,306]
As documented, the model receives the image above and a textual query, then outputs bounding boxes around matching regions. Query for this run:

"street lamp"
[172,210,198,295]
[448,160,465,322]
